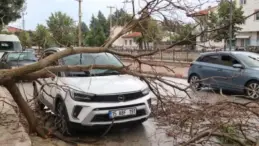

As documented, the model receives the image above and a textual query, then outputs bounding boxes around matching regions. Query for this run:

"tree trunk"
[224,39,226,51]
[4,80,45,137]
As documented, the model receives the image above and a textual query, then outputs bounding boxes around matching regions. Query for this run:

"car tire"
[189,74,202,91]
[33,83,45,111]
[245,81,259,100]
[55,101,73,135]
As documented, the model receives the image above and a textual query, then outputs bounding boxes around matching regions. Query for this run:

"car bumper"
[65,94,152,126]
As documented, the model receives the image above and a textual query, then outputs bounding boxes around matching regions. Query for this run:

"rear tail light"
[189,63,193,67]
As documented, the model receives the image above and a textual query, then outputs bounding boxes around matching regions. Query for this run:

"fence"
[115,49,201,62]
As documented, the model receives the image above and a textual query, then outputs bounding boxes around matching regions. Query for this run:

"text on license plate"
[108,108,137,119]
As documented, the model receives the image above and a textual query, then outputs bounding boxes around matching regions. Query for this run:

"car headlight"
[141,87,150,96]
[72,91,95,102]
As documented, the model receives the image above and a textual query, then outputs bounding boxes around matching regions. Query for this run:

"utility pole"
[107,6,115,30]
[76,0,82,47]
[229,0,233,51]
[22,12,25,30]
[21,2,27,30]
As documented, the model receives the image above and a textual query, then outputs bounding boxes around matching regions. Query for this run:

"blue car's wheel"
[245,81,259,99]
[189,74,201,91]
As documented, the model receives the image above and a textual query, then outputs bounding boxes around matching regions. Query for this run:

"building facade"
[188,6,225,51]
[235,0,259,49]
[189,0,259,50]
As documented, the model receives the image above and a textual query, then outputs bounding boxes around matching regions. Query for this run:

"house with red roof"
[110,26,153,49]
[187,6,224,51]
[1,26,23,33]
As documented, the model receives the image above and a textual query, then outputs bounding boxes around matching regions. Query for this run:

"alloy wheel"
[246,82,259,99]
[190,75,201,90]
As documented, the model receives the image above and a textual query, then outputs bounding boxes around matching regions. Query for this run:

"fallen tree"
[2,0,259,146]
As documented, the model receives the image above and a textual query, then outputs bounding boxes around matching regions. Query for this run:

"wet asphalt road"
[17,77,250,146]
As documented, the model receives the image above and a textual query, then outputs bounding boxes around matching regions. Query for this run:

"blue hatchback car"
[188,51,259,99]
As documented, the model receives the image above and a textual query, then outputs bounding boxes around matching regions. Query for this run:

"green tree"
[110,8,132,26]
[33,24,52,49]
[208,0,245,49]
[81,22,89,38]
[47,11,76,47]
[97,11,109,37]
[0,0,25,30]
[85,15,107,46]
[18,31,32,49]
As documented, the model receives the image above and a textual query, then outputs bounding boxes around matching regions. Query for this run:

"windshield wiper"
[92,70,120,76]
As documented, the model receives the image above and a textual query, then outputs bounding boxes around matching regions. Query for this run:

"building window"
[125,40,127,45]
[240,0,246,5]
[255,10,259,20]
[129,40,132,46]
[257,32,259,41]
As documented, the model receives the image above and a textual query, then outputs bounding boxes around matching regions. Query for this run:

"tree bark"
[4,80,45,137]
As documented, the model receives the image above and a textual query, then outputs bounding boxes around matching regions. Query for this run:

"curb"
[174,73,188,79]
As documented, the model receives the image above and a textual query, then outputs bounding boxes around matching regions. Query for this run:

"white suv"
[33,47,151,134]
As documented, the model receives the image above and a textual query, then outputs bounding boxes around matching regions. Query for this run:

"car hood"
[59,75,147,94]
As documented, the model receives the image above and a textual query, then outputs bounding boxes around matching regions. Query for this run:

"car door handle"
[198,66,202,68]
[217,69,223,72]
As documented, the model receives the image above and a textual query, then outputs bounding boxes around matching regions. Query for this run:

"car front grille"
[90,91,144,102]
[91,109,146,122]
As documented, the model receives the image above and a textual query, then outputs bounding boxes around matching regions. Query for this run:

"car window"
[6,52,36,62]
[0,42,14,50]
[1,53,8,61]
[219,55,240,67]
[199,54,220,64]
[235,52,259,68]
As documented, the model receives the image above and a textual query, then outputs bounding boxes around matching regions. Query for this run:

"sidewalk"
[0,87,31,146]
[123,61,189,79]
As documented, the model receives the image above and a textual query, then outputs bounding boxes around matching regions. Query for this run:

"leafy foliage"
[0,0,25,29]
[85,13,107,46]
[81,22,89,38]
[47,11,76,46]
[17,31,32,48]
[33,24,53,49]
[110,8,132,26]
[208,0,245,43]
[97,11,109,37]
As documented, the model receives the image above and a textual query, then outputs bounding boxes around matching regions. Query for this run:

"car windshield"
[7,52,36,62]
[235,52,259,68]
[63,53,124,77]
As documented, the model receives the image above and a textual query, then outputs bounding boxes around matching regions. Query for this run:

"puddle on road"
[31,118,174,146]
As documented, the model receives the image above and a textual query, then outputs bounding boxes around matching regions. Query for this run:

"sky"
[9,0,217,31]
[11,0,127,30]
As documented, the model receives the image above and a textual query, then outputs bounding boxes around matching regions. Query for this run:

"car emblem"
[118,95,125,102]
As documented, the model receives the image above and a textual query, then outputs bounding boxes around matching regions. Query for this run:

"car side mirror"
[233,64,243,69]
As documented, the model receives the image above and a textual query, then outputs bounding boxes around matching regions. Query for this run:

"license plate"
[108,108,137,119]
